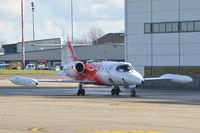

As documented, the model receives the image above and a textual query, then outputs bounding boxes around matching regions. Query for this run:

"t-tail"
[32,40,79,66]
[61,41,85,74]
[61,41,79,66]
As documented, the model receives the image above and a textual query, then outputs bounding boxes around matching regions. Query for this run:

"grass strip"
[0,70,58,75]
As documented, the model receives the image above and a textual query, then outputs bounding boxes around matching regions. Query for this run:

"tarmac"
[0,75,200,133]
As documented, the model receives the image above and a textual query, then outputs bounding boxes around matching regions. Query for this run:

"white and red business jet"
[10,41,193,97]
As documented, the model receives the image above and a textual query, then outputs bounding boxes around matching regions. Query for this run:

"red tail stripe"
[67,41,78,62]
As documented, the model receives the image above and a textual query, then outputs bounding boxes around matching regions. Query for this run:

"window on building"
[160,23,166,32]
[181,21,194,32]
[144,20,200,34]
[195,21,200,31]
[152,23,166,33]
[166,22,178,32]
[144,23,151,33]
[153,23,160,33]
[181,22,188,32]
[172,22,179,32]
[166,23,172,32]
[188,21,194,32]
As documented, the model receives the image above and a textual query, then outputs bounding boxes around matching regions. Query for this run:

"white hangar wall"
[125,0,200,76]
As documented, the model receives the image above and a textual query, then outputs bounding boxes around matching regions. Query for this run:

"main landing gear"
[111,86,121,96]
[77,83,85,96]
[111,86,137,97]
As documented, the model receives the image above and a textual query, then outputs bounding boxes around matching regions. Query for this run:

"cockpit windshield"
[116,64,134,72]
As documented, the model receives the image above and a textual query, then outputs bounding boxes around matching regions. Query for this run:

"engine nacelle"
[10,76,39,87]
[64,61,85,74]
[74,62,85,73]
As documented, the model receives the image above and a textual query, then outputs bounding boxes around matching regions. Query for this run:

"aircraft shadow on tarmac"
[1,86,200,106]
[125,99,200,106]
[0,86,122,97]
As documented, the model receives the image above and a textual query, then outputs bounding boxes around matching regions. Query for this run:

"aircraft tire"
[77,90,81,96]
[115,91,120,96]
[82,89,85,96]
[111,89,115,96]
[131,89,136,97]
[77,89,85,96]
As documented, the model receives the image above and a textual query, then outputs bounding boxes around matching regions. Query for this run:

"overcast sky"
[0,0,124,44]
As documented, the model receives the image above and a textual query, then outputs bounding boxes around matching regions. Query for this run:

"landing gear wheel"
[111,89,115,96]
[131,89,136,97]
[77,83,85,96]
[77,89,85,96]
[77,89,81,96]
[115,89,120,96]
[111,86,121,96]
[81,89,85,96]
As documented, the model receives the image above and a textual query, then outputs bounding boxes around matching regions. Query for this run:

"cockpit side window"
[116,65,134,72]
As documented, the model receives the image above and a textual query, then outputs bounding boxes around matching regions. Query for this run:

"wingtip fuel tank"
[10,76,39,87]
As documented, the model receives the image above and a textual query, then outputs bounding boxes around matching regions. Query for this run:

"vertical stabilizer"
[61,41,78,66]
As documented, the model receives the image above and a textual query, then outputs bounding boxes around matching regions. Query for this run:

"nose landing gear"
[131,88,136,97]
[111,86,121,96]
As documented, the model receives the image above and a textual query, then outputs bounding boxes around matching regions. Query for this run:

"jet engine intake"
[74,62,85,73]
[64,61,85,74]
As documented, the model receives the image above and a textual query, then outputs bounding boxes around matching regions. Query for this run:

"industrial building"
[125,0,200,76]
[0,38,124,67]
[96,33,124,44]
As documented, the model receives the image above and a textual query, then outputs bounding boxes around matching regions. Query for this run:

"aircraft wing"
[10,76,96,87]
[144,74,193,83]
[37,79,96,84]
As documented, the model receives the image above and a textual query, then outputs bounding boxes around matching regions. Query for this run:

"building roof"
[0,43,124,62]
[2,38,61,46]
[96,33,124,44]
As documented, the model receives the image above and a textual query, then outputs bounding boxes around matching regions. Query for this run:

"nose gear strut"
[131,88,136,97]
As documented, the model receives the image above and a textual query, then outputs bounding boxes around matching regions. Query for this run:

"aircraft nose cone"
[133,72,144,85]
[137,77,144,85]
[123,72,144,85]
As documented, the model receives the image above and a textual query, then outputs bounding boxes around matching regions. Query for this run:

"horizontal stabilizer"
[144,74,193,83]
[32,44,63,47]
[32,42,71,47]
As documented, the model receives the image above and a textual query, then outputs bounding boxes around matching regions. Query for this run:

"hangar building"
[0,38,124,67]
[125,0,200,76]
